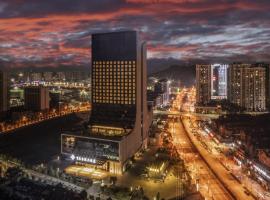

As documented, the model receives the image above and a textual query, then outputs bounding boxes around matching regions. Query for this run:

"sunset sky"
[0,0,270,68]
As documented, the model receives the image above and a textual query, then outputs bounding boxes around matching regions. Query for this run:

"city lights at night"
[0,1,270,200]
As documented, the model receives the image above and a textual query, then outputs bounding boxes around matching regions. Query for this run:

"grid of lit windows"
[92,60,136,105]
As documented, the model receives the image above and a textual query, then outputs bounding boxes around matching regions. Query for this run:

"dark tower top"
[92,31,137,61]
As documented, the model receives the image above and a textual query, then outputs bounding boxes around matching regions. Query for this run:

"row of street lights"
[0,104,90,133]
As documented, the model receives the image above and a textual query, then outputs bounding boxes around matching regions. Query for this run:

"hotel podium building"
[61,31,152,174]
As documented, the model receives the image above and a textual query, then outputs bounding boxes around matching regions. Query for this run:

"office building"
[24,86,50,111]
[0,70,9,119]
[147,78,171,108]
[61,31,152,174]
[228,63,266,111]
[196,64,211,105]
[154,79,170,106]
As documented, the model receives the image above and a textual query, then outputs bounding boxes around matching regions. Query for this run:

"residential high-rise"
[65,71,88,81]
[196,64,228,104]
[228,64,266,111]
[61,31,152,174]
[0,70,9,119]
[56,72,66,81]
[24,86,50,111]
[211,64,228,100]
[196,64,211,105]
[30,72,42,82]
[256,63,270,110]
[43,72,54,82]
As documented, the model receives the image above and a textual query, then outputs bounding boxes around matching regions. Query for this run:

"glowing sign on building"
[211,64,228,100]
[61,134,120,162]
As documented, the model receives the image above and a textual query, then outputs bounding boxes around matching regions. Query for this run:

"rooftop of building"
[62,129,126,141]
[92,30,136,36]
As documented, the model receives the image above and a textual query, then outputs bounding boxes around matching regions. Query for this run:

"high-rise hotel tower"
[61,31,152,174]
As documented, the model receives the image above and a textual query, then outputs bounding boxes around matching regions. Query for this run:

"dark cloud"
[0,0,270,68]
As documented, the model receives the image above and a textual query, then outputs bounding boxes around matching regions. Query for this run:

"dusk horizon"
[1,0,270,69]
[1,1,270,200]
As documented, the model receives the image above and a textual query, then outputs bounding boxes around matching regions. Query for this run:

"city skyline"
[1,1,270,199]
[1,0,270,69]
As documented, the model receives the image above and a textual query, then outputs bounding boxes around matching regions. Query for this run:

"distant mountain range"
[151,65,196,87]
[147,58,184,74]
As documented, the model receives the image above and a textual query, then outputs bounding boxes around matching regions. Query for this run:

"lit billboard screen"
[61,134,119,161]
[211,64,228,100]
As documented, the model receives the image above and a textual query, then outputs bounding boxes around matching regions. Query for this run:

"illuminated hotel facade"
[61,31,152,174]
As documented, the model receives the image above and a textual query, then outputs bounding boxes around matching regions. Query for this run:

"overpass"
[153,110,220,119]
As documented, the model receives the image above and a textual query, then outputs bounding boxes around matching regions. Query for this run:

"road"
[182,118,256,200]
[171,87,268,199]
[188,115,270,199]
[169,117,233,200]
[154,110,219,119]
